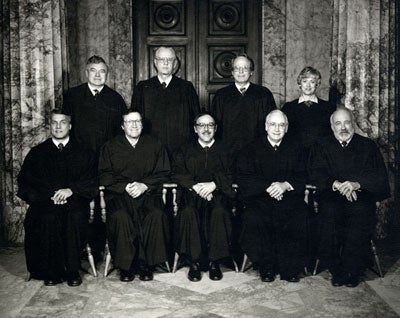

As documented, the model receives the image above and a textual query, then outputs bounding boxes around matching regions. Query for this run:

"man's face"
[85,62,108,87]
[232,56,253,85]
[154,48,177,77]
[331,110,355,142]
[299,75,318,96]
[122,112,143,139]
[51,114,71,140]
[194,114,217,144]
[265,112,288,143]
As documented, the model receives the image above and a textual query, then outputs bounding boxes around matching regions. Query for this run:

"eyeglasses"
[267,122,287,129]
[124,119,142,126]
[196,123,216,129]
[155,57,175,64]
[233,67,251,72]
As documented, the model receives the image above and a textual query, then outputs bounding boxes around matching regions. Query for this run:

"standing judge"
[98,111,171,282]
[172,113,234,282]
[63,55,127,155]
[308,108,390,287]
[212,54,276,157]
[131,46,200,155]
[282,66,335,154]
[63,55,127,260]
[236,110,307,283]
[17,109,97,287]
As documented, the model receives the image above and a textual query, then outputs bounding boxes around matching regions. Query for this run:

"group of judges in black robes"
[17,47,389,289]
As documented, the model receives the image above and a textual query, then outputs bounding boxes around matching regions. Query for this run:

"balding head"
[330,107,355,142]
[265,110,288,143]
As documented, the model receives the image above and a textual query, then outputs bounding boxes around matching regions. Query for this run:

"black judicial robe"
[308,133,390,202]
[131,76,200,155]
[236,135,307,275]
[282,98,336,151]
[98,134,171,268]
[63,83,127,155]
[17,138,97,279]
[308,133,390,274]
[171,141,234,261]
[211,83,276,156]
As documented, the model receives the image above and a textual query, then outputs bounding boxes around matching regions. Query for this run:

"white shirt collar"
[88,83,104,96]
[298,95,318,104]
[235,82,250,93]
[338,136,353,146]
[198,139,215,148]
[158,75,173,87]
[267,136,282,148]
[52,137,69,147]
[125,135,140,148]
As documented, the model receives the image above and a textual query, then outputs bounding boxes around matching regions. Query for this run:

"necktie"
[274,145,278,151]
[204,146,209,168]
[304,100,313,107]
[94,89,99,98]
[58,143,64,152]
[341,141,347,147]
[162,82,167,89]
[240,87,246,95]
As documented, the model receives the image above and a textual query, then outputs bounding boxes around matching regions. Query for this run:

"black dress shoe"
[66,272,82,287]
[260,269,275,282]
[209,262,222,281]
[331,273,346,287]
[345,274,360,288]
[138,265,153,281]
[188,263,201,282]
[44,278,63,286]
[282,275,300,283]
[120,269,135,282]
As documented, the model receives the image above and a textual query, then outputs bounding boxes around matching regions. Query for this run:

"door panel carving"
[134,0,260,110]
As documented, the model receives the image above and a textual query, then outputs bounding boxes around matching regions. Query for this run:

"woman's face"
[299,75,319,96]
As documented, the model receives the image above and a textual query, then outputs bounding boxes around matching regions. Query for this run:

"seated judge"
[98,110,171,282]
[172,113,234,282]
[131,46,200,156]
[212,53,276,157]
[308,107,390,287]
[236,110,307,283]
[17,109,97,287]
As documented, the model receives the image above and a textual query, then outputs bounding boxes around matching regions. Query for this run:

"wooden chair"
[169,183,240,273]
[310,200,384,278]
[240,184,318,273]
[99,185,173,277]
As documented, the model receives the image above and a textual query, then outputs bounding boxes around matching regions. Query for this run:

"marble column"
[1,0,67,243]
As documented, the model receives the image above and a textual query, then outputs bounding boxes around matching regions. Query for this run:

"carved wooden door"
[134,0,261,110]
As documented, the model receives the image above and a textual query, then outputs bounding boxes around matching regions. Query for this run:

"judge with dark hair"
[17,109,97,287]
[63,55,127,155]
[62,55,127,261]
[236,110,307,283]
[308,107,390,287]
[172,113,234,282]
[98,110,171,282]
[131,46,200,156]
[212,53,276,157]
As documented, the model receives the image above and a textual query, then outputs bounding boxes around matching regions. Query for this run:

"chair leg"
[232,257,239,273]
[104,241,112,277]
[25,270,31,282]
[172,252,179,273]
[241,254,248,272]
[165,261,171,273]
[313,259,320,276]
[86,244,97,277]
[371,240,383,278]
